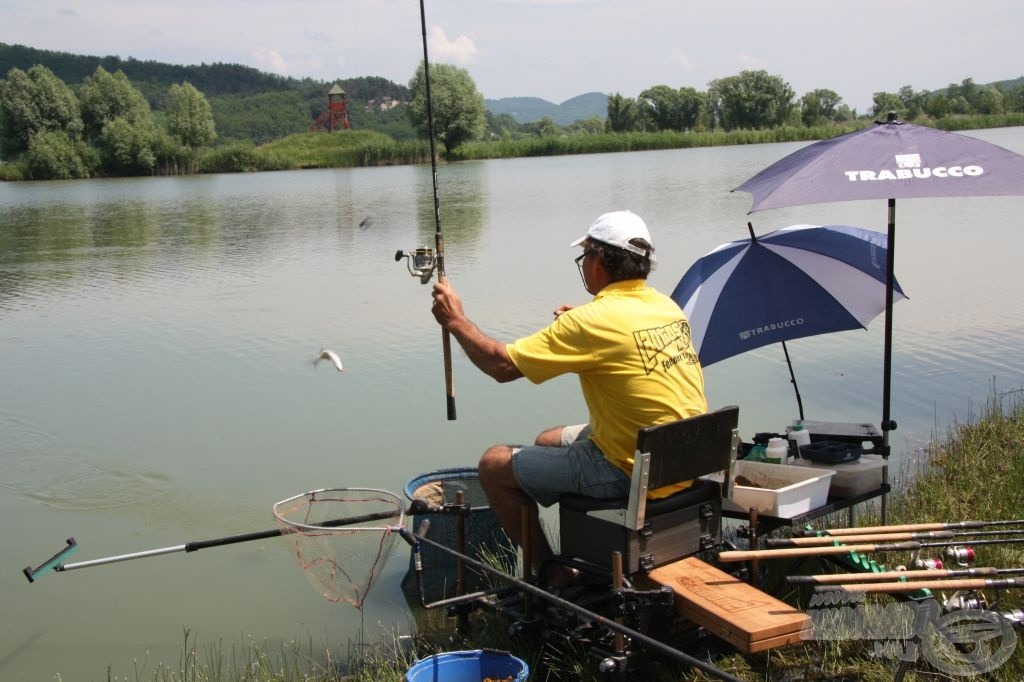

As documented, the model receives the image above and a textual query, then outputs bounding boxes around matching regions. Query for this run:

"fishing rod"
[770,530,956,547]
[719,536,1024,563]
[768,528,1024,548]
[418,0,456,421]
[788,566,1024,585]
[795,519,1024,537]
[814,576,1024,594]
[22,509,398,583]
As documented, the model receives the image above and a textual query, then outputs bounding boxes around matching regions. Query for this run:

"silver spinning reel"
[394,247,437,284]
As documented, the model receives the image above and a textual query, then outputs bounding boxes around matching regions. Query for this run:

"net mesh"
[273,488,405,609]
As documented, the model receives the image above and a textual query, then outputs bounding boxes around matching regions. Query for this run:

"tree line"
[0,64,217,179]
[2,40,1023,180]
[411,65,1024,153]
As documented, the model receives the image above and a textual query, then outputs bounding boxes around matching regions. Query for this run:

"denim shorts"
[511,425,630,507]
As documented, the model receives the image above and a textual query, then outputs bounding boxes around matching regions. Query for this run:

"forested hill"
[0,42,411,100]
[0,42,607,138]
[0,41,423,143]
[485,93,608,125]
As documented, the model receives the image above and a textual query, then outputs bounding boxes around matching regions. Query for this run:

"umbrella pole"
[881,197,897,524]
[781,341,804,421]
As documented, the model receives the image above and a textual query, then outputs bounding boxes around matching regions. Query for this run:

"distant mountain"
[486,92,608,125]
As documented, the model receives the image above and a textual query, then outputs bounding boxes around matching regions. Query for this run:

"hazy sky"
[2,0,1020,113]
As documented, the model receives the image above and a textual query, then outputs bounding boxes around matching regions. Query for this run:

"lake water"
[3,128,1024,680]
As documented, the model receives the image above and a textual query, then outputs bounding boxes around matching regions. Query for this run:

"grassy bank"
[187,112,1024,175]
[99,391,1024,681]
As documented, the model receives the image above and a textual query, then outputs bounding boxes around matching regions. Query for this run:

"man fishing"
[430,210,707,587]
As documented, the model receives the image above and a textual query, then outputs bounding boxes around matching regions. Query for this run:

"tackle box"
[792,454,888,498]
[797,440,862,464]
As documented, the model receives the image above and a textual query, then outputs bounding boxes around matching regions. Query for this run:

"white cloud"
[251,47,290,75]
[737,52,769,70]
[429,26,479,65]
[666,48,695,71]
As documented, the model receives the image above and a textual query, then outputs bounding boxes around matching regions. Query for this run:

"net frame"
[273,487,406,609]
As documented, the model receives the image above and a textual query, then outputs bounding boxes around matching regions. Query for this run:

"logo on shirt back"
[634,320,699,375]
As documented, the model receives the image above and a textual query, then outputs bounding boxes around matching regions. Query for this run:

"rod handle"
[438,273,456,420]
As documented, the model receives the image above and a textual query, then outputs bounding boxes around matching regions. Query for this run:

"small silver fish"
[314,348,344,372]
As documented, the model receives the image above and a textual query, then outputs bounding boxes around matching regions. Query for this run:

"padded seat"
[560,477,719,516]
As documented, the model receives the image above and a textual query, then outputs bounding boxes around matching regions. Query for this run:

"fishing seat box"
[558,407,739,575]
[559,480,721,574]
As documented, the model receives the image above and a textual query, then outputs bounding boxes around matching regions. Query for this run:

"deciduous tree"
[166,82,216,147]
[24,130,95,179]
[605,93,639,133]
[707,70,794,131]
[637,85,704,131]
[0,64,83,155]
[408,62,485,154]
[79,66,152,140]
[871,92,903,119]
[799,88,842,126]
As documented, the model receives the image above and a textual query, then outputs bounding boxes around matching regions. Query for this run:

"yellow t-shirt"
[506,279,707,497]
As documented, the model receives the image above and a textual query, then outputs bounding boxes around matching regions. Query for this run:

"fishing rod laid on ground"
[769,528,1024,548]
[788,566,1024,585]
[794,519,1024,537]
[719,535,1024,563]
[419,0,456,421]
[813,577,1024,594]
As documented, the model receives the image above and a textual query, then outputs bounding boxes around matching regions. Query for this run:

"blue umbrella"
[672,223,906,419]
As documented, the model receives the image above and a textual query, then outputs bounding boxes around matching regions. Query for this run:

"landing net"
[273,487,405,609]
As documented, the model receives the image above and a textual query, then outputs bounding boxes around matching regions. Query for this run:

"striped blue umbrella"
[672,223,906,417]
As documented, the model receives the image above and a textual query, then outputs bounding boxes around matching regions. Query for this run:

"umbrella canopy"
[734,116,1024,453]
[673,223,906,367]
[736,117,1024,210]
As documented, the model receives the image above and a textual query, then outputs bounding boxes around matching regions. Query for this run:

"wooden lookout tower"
[325,83,350,131]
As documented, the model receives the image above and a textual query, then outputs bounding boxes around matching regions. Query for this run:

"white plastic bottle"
[766,437,789,464]
[788,423,811,459]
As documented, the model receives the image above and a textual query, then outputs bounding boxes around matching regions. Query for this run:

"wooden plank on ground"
[649,556,809,653]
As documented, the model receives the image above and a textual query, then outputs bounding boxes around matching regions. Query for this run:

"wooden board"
[648,557,809,653]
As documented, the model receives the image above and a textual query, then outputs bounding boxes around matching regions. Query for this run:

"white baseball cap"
[570,210,655,260]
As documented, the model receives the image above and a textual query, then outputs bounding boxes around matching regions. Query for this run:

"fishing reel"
[947,545,976,567]
[394,246,437,284]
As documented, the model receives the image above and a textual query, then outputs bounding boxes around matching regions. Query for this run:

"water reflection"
[415,161,487,254]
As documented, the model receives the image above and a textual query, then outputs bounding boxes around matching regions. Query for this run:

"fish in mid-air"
[314,348,344,372]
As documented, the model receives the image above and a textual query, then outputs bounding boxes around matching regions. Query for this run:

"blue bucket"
[405,649,529,682]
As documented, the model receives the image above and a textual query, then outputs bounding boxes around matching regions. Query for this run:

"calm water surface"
[2,129,1024,680]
